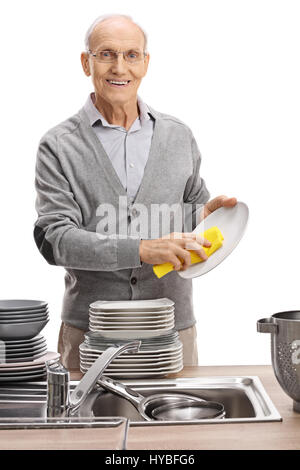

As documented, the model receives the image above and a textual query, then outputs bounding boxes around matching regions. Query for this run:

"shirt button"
[129,163,135,168]
[131,277,137,285]
[132,208,137,216]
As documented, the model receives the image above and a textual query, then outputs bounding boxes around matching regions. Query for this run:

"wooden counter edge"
[0,365,299,450]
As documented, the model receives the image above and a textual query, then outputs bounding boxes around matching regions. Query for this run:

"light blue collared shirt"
[83,92,155,202]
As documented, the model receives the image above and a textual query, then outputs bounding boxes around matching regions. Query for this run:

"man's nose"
[110,54,128,74]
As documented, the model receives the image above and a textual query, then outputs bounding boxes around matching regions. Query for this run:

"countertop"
[0,365,299,450]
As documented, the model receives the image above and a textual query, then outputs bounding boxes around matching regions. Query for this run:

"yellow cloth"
[153,226,224,279]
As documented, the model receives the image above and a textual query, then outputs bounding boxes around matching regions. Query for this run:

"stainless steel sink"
[0,376,281,427]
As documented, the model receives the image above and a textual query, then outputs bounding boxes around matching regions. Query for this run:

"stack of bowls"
[0,299,59,382]
[0,300,49,340]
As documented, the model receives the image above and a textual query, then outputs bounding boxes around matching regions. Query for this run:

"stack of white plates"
[80,330,183,379]
[0,351,60,382]
[89,298,175,339]
[0,300,49,340]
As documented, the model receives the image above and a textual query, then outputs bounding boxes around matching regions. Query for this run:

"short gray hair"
[84,14,148,53]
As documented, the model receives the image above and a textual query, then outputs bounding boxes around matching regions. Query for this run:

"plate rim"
[178,201,249,279]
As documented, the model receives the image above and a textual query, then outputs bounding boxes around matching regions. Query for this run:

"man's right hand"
[139,232,212,271]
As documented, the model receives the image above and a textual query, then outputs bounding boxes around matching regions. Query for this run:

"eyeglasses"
[88,49,147,64]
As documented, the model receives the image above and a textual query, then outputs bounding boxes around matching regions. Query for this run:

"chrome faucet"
[46,341,141,417]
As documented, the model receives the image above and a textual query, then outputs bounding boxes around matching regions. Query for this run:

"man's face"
[81,19,150,105]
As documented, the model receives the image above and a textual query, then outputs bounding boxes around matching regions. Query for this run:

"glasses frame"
[87,49,148,64]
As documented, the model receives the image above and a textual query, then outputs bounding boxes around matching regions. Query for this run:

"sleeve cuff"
[117,236,142,269]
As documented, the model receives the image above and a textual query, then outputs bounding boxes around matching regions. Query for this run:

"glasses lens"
[124,50,142,63]
[94,50,144,63]
[98,51,116,62]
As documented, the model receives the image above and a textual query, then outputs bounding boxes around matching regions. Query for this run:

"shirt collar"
[83,92,155,129]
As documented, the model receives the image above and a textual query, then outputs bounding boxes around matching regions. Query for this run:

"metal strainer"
[257,310,300,412]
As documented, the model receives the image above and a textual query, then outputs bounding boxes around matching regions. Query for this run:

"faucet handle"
[46,359,70,385]
[69,340,141,411]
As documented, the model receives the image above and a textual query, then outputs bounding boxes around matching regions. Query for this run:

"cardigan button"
[130,277,137,285]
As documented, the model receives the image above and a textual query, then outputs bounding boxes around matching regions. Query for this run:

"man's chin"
[103,91,136,103]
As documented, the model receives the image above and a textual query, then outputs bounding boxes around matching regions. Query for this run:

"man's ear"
[81,52,91,76]
[143,52,150,76]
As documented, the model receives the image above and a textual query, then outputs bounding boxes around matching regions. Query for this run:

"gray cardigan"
[34,103,210,331]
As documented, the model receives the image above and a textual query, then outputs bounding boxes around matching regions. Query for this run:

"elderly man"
[34,14,236,371]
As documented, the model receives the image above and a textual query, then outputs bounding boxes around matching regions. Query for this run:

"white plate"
[85,329,178,340]
[89,326,174,338]
[84,340,179,349]
[88,364,183,378]
[84,332,180,342]
[80,357,183,370]
[178,201,249,279]
[80,349,182,365]
[81,363,183,375]
[105,360,183,371]
[88,319,175,328]
[81,359,183,373]
[85,335,179,346]
[80,343,182,356]
[89,314,174,322]
[89,308,174,317]
[85,338,178,346]
[80,354,183,368]
[89,322,175,330]
[90,298,174,311]
[81,349,183,359]
[0,351,60,369]
[89,322,175,329]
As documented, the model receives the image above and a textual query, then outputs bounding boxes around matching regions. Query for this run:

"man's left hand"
[202,195,237,220]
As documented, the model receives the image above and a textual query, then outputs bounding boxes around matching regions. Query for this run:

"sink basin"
[0,376,281,427]
[78,376,281,425]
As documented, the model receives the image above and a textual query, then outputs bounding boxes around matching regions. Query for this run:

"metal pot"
[257,310,300,412]
[98,375,225,421]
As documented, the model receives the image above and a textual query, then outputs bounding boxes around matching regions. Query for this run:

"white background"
[0,0,299,365]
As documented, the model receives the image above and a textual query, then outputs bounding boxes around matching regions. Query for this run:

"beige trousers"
[57,322,198,372]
